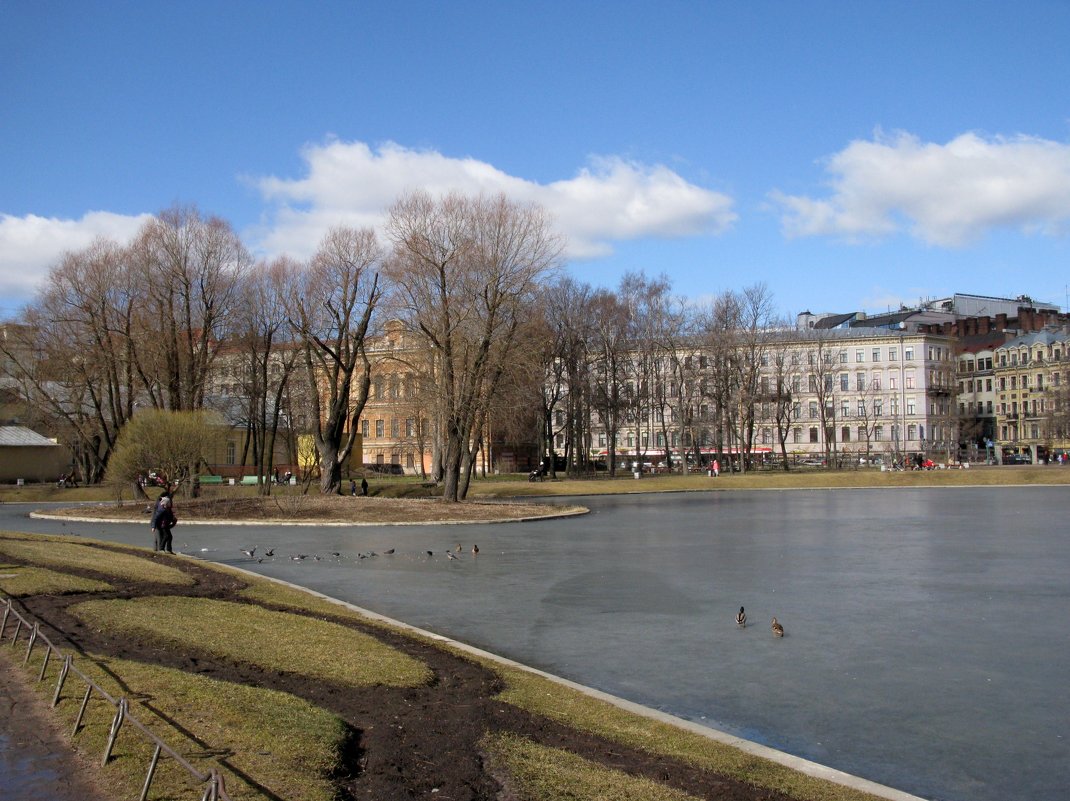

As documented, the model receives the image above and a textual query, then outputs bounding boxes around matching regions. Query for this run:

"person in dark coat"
[151,496,177,553]
[361,477,369,496]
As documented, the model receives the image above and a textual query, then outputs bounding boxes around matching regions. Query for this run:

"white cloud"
[772,131,1070,246]
[0,211,152,306]
[251,140,736,260]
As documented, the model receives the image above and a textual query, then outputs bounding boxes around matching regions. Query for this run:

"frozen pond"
[5,485,1068,801]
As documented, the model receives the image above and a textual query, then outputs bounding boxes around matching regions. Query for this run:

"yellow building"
[992,329,1070,462]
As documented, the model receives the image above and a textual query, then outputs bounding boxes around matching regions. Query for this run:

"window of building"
[841,400,850,417]
[905,371,915,389]
[858,399,866,416]
[907,424,917,440]
[361,419,370,437]
[872,348,880,362]
[856,372,866,390]
[406,418,415,437]
[809,401,818,418]
[375,419,384,437]
[839,350,848,363]
[809,426,819,443]
[792,427,801,443]
[226,441,236,465]
[857,425,865,441]
[874,399,882,416]
[406,453,415,468]
[391,418,399,437]
[874,425,883,441]
[872,375,881,390]
[840,373,849,391]
[792,401,801,419]
[904,346,914,361]
[856,349,864,362]
[841,426,851,442]
[889,348,898,361]
[889,375,898,389]
[907,397,916,415]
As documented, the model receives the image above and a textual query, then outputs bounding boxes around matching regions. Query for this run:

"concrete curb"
[28,506,589,527]
[223,564,925,801]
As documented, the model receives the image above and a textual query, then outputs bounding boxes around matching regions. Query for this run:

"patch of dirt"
[44,495,585,524]
[5,542,800,801]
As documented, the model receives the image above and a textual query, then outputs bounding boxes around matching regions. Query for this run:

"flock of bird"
[229,547,785,637]
[233,543,480,565]
[736,606,786,637]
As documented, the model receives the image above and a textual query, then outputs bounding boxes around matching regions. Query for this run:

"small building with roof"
[0,425,71,483]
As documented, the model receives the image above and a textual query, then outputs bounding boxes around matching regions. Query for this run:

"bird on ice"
[264,548,275,557]
[771,618,784,637]
[241,547,257,558]
[736,607,747,628]
[471,544,479,555]
[383,548,395,555]
[446,551,458,560]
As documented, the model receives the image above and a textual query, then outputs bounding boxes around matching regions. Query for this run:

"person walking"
[151,495,177,554]
[713,459,720,478]
[361,477,369,496]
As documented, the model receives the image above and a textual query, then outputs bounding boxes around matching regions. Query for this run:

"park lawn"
[11,645,347,801]
[0,532,194,586]
[469,464,1070,497]
[68,596,432,689]
[0,564,111,596]
[492,665,886,801]
[482,731,704,801]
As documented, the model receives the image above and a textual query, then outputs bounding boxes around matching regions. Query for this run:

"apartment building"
[992,329,1070,462]
[574,326,957,469]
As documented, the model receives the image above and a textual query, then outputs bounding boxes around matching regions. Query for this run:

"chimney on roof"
[995,313,1008,331]
[978,316,991,335]
[1018,307,1034,331]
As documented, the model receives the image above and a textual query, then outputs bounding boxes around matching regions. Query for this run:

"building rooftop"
[0,426,59,447]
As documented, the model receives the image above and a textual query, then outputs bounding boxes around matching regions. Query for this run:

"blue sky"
[3,1,1069,318]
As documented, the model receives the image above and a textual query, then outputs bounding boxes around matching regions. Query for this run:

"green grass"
[7,645,347,801]
[0,532,194,586]
[468,464,1070,497]
[69,596,432,688]
[482,731,704,801]
[5,464,1065,506]
[493,666,886,801]
[0,564,111,596]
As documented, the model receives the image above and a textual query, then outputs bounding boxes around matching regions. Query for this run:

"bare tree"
[619,272,672,472]
[1,238,140,483]
[766,326,801,469]
[288,227,384,495]
[386,191,562,501]
[131,206,250,412]
[543,278,596,476]
[731,284,776,471]
[225,258,302,494]
[587,289,631,477]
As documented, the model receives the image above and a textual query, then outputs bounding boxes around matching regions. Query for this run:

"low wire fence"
[1,596,233,801]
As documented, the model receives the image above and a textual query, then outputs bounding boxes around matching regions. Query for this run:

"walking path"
[0,648,106,801]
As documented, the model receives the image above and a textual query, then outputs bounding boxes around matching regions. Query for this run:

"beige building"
[992,329,1070,462]
[0,426,71,483]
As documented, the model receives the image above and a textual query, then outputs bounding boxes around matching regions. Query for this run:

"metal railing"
[1,597,232,801]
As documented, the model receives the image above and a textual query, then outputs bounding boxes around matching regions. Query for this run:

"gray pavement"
[0,648,106,801]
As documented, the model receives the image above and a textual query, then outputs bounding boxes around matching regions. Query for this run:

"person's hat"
[159,496,171,506]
